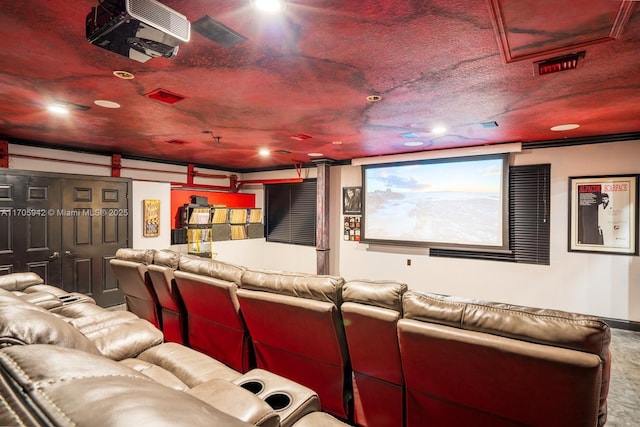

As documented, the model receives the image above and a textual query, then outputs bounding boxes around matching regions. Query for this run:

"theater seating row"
[0,272,348,427]
[111,248,612,427]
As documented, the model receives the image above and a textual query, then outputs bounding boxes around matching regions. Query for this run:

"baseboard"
[601,317,640,332]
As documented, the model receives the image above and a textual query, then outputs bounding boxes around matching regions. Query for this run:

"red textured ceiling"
[0,0,639,171]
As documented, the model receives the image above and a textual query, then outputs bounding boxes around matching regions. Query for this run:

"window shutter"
[265,180,317,246]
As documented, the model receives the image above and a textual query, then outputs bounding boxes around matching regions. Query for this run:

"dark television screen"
[361,154,508,249]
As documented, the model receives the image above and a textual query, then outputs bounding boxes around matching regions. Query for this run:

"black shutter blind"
[265,179,317,246]
[509,164,550,264]
[430,164,550,265]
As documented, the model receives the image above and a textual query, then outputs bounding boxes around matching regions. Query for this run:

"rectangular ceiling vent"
[535,51,585,76]
[192,15,246,48]
[166,139,189,145]
[145,88,188,104]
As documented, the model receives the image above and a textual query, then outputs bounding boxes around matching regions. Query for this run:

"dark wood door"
[0,173,62,283]
[0,170,130,307]
[60,178,129,307]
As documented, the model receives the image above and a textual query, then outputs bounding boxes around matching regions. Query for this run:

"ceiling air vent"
[535,51,585,76]
[192,15,246,48]
[145,88,188,104]
[166,139,189,145]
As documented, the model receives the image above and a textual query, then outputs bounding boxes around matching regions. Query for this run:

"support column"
[111,154,121,177]
[314,159,333,275]
[0,141,8,168]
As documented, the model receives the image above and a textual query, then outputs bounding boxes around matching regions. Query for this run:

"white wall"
[131,181,171,250]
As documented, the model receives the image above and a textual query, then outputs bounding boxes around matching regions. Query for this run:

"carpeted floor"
[606,328,640,426]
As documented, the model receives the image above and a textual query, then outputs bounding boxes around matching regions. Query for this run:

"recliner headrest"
[0,289,100,354]
[342,280,407,312]
[115,248,155,265]
[153,249,181,269]
[178,255,245,285]
[402,290,610,358]
[240,269,344,305]
[0,272,44,292]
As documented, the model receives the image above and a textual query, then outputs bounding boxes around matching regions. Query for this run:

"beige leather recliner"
[173,255,255,372]
[341,280,408,427]
[237,269,352,420]
[110,248,161,328]
[398,290,611,427]
[147,249,188,344]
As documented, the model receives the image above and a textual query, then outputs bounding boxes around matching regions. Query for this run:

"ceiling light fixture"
[113,70,135,79]
[94,100,121,109]
[550,124,580,131]
[46,99,90,113]
[366,95,381,102]
[254,0,285,13]
[259,148,270,157]
[47,103,70,115]
[307,152,323,157]
[403,141,424,147]
[432,125,447,135]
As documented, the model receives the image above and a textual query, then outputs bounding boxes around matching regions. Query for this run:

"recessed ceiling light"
[432,126,447,135]
[366,95,381,102]
[259,148,270,157]
[403,141,424,147]
[113,70,135,79]
[550,124,580,131]
[254,0,284,13]
[332,141,343,145]
[94,100,121,109]
[47,104,70,115]
[307,152,323,157]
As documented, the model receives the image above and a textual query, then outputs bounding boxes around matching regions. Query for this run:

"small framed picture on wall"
[343,186,362,215]
[143,199,161,237]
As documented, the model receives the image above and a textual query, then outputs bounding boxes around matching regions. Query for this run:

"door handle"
[64,250,77,257]
[48,251,59,261]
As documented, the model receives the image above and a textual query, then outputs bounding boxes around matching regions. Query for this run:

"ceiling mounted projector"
[86,0,190,63]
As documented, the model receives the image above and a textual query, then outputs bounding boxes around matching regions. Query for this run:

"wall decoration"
[568,175,638,254]
[143,199,160,237]
[343,186,362,215]
[344,216,361,241]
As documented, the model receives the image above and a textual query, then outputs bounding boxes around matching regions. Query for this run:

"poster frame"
[568,175,638,255]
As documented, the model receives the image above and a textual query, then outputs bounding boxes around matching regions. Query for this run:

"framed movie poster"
[143,199,160,237]
[343,186,362,215]
[568,175,638,255]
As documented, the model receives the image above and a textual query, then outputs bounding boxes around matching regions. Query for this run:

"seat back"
[174,256,253,372]
[148,249,186,344]
[110,248,160,328]
[237,270,351,420]
[398,290,611,427]
[341,280,407,427]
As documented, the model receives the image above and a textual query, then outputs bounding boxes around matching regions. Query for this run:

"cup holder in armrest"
[239,380,265,395]
[264,392,292,411]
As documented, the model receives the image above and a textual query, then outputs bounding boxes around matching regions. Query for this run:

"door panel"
[0,170,129,307]
[61,179,128,306]
[0,173,61,284]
